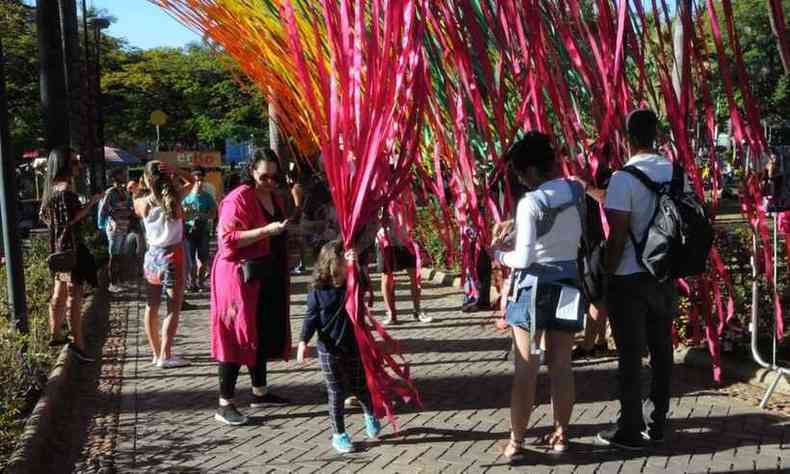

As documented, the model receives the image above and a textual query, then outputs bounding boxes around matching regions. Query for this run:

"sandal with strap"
[531,431,568,453]
[501,438,527,462]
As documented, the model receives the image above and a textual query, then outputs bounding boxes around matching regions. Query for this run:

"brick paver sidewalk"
[75,272,788,473]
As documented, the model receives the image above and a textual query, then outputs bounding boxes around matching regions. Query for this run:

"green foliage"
[675,224,785,354]
[0,2,268,154]
[0,238,58,468]
[414,204,459,271]
[700,0,790,125]
[1,1,41,153]
[101,45,268,150]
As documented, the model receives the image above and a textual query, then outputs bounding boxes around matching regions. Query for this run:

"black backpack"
[621,164,713,282]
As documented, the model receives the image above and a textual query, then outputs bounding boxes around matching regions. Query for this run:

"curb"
[674,346,790,396]
[5,270,109,474]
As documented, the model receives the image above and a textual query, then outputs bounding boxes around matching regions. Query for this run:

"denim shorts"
[107,230,130,256]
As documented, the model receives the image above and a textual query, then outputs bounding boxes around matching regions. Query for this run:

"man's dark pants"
[607,272,677,438]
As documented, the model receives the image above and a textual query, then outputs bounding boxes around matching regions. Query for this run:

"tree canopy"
[0,1,267,156]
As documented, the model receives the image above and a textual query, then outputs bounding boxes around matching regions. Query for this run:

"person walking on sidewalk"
[377,205,432,325]
[40,147,102,363]
[596,109,682,450]
[134,161,191,369]
[100,171,134,293]
[211,149,293,426]
[489,132,586,460]
[182,166,217,292]
[297,240,382,453]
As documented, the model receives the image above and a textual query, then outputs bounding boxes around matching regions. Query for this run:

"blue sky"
[91,0,201,50]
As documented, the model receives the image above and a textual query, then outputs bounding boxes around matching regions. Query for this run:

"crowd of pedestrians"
[38,108,711,457]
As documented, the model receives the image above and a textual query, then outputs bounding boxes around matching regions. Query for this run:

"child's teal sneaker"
[364,414,382,439]
[332,432,354,453]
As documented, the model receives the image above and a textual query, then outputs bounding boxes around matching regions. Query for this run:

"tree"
[101,44,268,150]
[701,0,790,125]
[1,1,41,154]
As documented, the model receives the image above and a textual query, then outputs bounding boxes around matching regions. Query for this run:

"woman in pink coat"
[211,149,292,426]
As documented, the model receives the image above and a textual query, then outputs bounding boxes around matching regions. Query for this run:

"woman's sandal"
[532,432,568,453]
[501,438,527,462]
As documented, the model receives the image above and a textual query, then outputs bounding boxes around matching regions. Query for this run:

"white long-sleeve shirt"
[496,179,582,270]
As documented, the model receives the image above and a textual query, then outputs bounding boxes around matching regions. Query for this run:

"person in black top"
[297,240,382,454]
[39,147,103,362]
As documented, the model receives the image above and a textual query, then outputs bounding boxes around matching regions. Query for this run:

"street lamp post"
[0,38,29,334]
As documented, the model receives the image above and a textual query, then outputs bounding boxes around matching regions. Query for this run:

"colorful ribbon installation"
[151,0,787,411]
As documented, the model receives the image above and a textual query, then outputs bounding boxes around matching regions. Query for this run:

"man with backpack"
[597,109,712,450]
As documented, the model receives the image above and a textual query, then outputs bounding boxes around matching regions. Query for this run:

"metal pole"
[0,38,29,333]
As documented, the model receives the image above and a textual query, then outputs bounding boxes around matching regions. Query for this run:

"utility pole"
[0,38,29,334]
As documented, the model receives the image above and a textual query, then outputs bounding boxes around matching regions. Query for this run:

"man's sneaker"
[641,429,665,444]
[364,414,382,439]
[250,392,290,407]
[157,356,190,369]
[414,312,433,323]
[344,396,361,409]
[214,404,248,426]
[332,433,354,453]
[596,428,646,451]
[290,264,307,276]
[108,284,123,294]
[68,344,95,363]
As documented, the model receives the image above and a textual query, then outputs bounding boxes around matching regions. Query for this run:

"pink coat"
[210,185,291,366]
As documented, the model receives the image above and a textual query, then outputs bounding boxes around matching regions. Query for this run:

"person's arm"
[70,193,102,225]
[494,197,536,269]
[133,195,151,219]
[602,172,632,275]
[300,290,320,344]
[218,195,289,251]
[603,210,630,275]
[297,291,321,362]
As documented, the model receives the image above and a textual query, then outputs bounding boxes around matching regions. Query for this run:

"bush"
[675,225,788,357]
[0,237,59,468]
[414,204,459,272]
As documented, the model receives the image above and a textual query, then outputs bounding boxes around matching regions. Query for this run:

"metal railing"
[750,212,789,408]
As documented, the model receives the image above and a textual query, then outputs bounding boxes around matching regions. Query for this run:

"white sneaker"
[414,312,433,323]
[151,356,158,367]
[157,355,190,369]
[108,284,123,293]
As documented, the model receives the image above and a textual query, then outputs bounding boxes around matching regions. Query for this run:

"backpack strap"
[670,163,685,194]
[621,165,663,193]
[531,180,581,239]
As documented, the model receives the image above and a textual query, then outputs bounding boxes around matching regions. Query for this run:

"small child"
[297,240,382,453]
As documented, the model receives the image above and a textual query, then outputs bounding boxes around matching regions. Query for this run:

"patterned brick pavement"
[74,272,788,473]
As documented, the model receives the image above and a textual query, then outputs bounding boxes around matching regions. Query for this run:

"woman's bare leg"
[546,330,575,437]
[67,283,85,351]
[510,327,541,442]
[49,280,68,340]
[160,266,186,360]
[145,283,162,360]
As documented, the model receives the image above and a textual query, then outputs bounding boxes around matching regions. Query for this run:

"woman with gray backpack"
[489,132,588,460]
